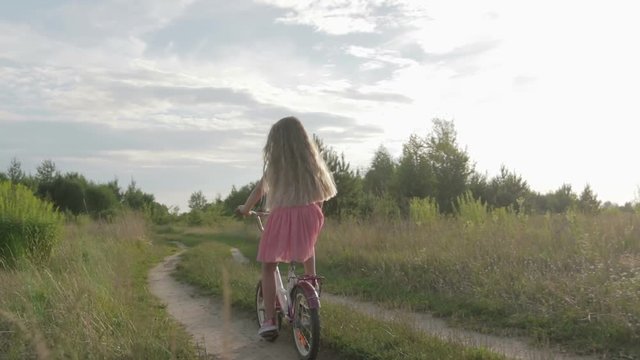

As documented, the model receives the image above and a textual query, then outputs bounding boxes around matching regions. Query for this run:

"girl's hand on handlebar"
[236,205,250,217]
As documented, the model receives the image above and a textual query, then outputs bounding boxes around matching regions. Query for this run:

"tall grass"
[0,213,198,359]
[317,210,640,357]
[0,181,63,265]
[173,232,504,360]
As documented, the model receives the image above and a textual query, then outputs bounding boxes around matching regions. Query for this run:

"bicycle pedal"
[260,329,279,342]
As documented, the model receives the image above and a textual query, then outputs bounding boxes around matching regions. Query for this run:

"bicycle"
[250,211,323,360]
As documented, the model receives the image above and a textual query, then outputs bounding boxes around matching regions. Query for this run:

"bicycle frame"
[252,211,321,320]
[274,265,321,321]
[275,265,294,320]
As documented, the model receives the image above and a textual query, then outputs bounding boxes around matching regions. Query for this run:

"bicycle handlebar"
[249,210,270,217]
[248,210,269,232]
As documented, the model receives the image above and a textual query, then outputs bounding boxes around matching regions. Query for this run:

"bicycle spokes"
[295,328,310,350]
[292,288,320,359]
[295,305,312,347]
[294,302,312,353]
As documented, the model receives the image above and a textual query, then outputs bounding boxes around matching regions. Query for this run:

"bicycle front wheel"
[291,286,320,360]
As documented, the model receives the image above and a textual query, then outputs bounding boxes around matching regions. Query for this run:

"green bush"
[186,209,204,226]
[409,197,439,226]
[143,202,172,225]
[0,181,63,265]
[369,194,401,220]
[456,191,489,225]
[85,183,121,219]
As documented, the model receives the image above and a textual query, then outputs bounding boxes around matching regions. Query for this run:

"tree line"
[4,118,638,225]
[0,158,175,223]
[204,119,638,220]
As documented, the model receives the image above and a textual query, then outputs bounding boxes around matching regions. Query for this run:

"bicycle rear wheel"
[291,286,320,360]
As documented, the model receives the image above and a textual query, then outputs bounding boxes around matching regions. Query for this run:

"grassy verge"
[316,212,640,358]
[171,227,504,360]
[0,214,198,359]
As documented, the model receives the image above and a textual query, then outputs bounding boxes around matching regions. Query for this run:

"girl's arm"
[236,178,265,216]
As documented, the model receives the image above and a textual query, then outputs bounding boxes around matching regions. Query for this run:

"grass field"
[166,209,639,359]
[166,224,505,360]
[0,214,199,359]
[4,208,635,359]
[316,211,640,358]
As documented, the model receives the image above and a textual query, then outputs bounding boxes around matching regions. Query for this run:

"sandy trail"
[323,293,597,360]
[148,245,339,360]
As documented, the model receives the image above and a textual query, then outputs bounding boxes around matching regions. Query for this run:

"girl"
[237,116,337,338]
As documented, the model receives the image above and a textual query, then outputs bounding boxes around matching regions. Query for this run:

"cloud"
[0,110,382,168]
[255,0,429,36]
[321,88,413,103]
[1,0,419,170]
[1,0,195,44]
[0,120,239,156]
[0,22,146,70]
[346,45,417,69]
[116,85,257,106]
[140,1,407,89]
[0,0,496,208]
[512,75,536,88]
[256,0,380,35]
[1,0,499,126]
[1,42,386,145]
[425,40,501,64]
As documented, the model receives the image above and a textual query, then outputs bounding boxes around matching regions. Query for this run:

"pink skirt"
[257,203,324,263]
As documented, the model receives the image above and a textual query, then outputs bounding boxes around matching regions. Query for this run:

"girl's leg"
[261,262,278,322]
[303,254,321,293]
[303,254,316,276]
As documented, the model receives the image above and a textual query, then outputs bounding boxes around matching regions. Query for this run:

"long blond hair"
[263,117,337,209]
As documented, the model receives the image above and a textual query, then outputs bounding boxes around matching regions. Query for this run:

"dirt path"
[148,244,339,360]
[323,293,596,360]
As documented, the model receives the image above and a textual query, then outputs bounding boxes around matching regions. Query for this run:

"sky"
[1,0,639,210]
